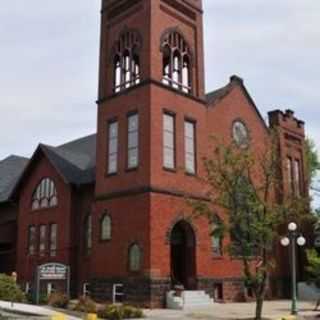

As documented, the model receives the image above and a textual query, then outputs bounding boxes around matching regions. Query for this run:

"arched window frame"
[31,178,58,211]
[111,28,142,93]
[210,215,223,257]
[160,28,193,94]
[84,214,92,255]
[100,213,112,241]
[128,243,142,272]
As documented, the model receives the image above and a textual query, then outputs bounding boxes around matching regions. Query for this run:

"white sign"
[38,263,67,280]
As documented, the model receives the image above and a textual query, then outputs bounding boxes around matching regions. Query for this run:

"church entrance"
[170,221,197,290]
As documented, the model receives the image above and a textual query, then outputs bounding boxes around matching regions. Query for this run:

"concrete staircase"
[166,290,214,310]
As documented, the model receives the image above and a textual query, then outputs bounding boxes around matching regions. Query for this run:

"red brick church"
[0,0,308,307]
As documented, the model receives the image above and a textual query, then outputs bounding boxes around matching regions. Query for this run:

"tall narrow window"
[28,226,36,255]
[210,217,223,257]
[185,120,196,174]
[162,46,171,86]
[128,114,139,169]
[172,52,180,89]
[123,51,131,88]
[49,224,57,257]
[294,159,302,197]
[85,215,92,254]
[114,56,121,93]
[39,225,47,256]
[101,214,112,241]
[129,244,142,272]
[182,56,190,93]
[287,157,293,195]
[108,121,118,174]
[133,54,140,85]
[163,113,175,169]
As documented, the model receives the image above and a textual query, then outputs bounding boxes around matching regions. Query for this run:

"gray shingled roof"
[0,155,29,203]
[41,133,96,185]
[0,134,96,203]
[39,133,96,185]
[206,83,232,105]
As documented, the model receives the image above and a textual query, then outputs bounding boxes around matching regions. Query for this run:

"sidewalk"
[144,300,318,320]
[0,301,81,320]
[0,300,318,320]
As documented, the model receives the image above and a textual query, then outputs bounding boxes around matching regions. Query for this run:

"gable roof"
[36,133,97,186]
[206,75,269,132]
[43,133,97,184]
[7,134,96,202]
[0,155,29,203]
[206,83,233,105]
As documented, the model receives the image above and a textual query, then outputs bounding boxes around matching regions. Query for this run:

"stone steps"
[166,290,214,310]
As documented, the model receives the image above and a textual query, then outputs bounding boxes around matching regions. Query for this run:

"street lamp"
[280,222,306,315]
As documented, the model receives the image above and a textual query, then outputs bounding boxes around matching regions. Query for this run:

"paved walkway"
[144,301,318,320]
[1,300,319,320]
[0,301,80,320]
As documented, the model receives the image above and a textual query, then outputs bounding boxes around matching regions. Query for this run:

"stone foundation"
[198,277,246,302]
[90,276,289,307]
[90,276,171,308]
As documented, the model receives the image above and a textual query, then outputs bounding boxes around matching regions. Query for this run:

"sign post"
[35,263,70,305]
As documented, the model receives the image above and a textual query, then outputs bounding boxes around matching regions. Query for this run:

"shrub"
[98,304,144,319]
[74,296,97,313]
[122,305,144,319]
[306,249,320,288]
[48,292,69,308]
[98,305,123,320]
[39,293,49,305]
[0,274,26,303]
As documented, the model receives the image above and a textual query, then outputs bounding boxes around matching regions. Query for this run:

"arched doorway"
[170,221,197,290]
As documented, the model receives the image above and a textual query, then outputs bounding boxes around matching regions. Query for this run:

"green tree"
[0,274,26,303]
[306,249,320,288]
[189,136,310,320]
[305,138,320,183]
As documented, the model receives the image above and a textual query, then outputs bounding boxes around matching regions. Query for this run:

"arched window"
[112,29,142,93]
[129,243,142,272]
[101,214,112,241]
[182,55,191,93]
[161,29,192,93]
[85,215,92,254]
[210,216,223,257]
[114,55,121,93]
[31,178,58,210]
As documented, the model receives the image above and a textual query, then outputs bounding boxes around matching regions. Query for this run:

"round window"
[232,120,249,147]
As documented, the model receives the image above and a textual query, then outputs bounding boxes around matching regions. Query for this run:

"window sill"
[128,270,142,276]
[105,172,118,178]
[99,238,112,243]
[31,205,58,213]
[185,171,197,177]
[126,167,139,173]
[163,167,176,173]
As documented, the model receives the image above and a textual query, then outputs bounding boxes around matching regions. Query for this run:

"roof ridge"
[0,154,29,163]
[57,133,96,149]
[47,144,92,170]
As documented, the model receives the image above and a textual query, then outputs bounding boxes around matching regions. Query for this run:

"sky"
[0,0,319,198]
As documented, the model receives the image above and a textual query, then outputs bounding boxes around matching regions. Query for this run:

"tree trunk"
[255,296,264,320]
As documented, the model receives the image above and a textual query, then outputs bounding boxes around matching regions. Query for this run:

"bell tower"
[96,0,206,196]
[93,0,207,307]
[97,0,205,101]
